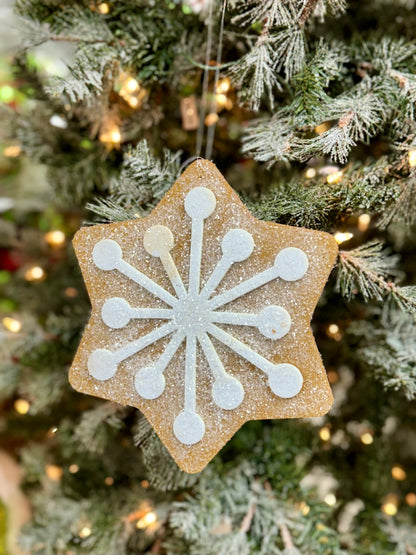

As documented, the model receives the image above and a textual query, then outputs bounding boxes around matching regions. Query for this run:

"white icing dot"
[92,239,122,271]
[88,349,117,381]
[257,306,291,340]
[143,225,174,256]
[221,229,254,262]
[173,409,205,444]
[274,247,308,281]
[101,297,131,329]
[212,376,244,410]
[135,367,166,399]
[267,363,303,398]
[184,187,216,219]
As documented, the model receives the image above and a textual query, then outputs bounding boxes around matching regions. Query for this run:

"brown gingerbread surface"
[69,159,338,473]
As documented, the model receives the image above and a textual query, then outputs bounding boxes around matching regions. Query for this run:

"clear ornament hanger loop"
[195,0,228,160]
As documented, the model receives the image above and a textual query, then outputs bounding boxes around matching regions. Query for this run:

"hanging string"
[205,0,228,160]
[195,0,215,157]
[180,156,203,173]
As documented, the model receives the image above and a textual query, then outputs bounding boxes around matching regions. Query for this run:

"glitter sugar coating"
[69,159,338,473]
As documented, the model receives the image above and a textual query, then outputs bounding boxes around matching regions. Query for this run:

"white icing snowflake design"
[88,187,309,445]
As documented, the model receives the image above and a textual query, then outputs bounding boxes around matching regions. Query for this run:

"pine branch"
[337,241,416,315]
[87,141,181,222]
[391,286,416,315]
[291,40,348,123]
[298,89,387,163]
[246,158,395,229]
[350,307,416,400]
[300,126,357,164]
[229,34,283,111]
[274,27,307,80]
[337,241,401,302]
[133,416,198,491]
[18,482,145,555]
[230,0,298,28]
[384,519,416,555]
[16,5,113,49]
[355,37,416,76]
[86,198,142,223]
[379,174,416,227]
[241,112,297,166]
[298,0,320,26]
[168,459,342,554]
[73,403,127,455]
[45,44,118,103]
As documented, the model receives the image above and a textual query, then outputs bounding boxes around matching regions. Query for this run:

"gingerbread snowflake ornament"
[70,160,338,473]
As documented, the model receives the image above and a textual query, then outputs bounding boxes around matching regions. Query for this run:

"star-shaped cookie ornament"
[70,159,338,473]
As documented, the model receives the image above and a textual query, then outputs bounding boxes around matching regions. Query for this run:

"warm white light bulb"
[3,317,22,333]
[45,230,65,247]
[14,399,30,414]
[136,510,157,529]
[327,171,343,184]
[79,526,92,538]
[110,129,121,143]
[324,493,337,506]
[25,266,45,281]
[358,213,371,232]
[319,426,331,441]
[98,3,109,14]
[391,466,406,481]
[408,149,416,167]
[125,78,139,93]
[216,78,230,94]
[334,232,353,245]
[360,432,373,445]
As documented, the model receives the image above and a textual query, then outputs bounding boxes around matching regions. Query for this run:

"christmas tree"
[1,0,416,553]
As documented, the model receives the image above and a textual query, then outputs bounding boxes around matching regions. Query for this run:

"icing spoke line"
[87,320,177,382]
[207,322,276,376]
[211,311,257,327]
[160,251,187,299]
[208,246,309,310]
[130,307,173,319]
[185,187,216,295]
[113,321,177,364]
[189,217,203,294]
[101,297,173,329]
[198,331,244,410]
[135,331,185,400]
[208,266,277,310]
[211,305,292,340]
[173,334,206,445]
[207,323,303,399]
[199,255,229,299]
[92,239,177,307]
[184,334,198,412]
[200,228,254,299]
[154,331,185,373]
[118,259,178,307]
[197,332,227,380]
[144,225,187,299]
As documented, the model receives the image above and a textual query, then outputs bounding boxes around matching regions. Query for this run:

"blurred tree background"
[1,0,416,553]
